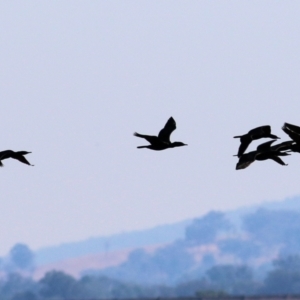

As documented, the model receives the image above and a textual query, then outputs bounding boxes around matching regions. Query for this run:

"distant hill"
[225,195,300,230]
[35,195,300,271]
[84,195,300,285]
[35,219,192,265]
[33,245,162,279]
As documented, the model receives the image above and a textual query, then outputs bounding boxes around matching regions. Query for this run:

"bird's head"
[18,151,31,155]
[171,142,187,147]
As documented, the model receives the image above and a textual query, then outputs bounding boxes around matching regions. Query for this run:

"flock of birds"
[2,118,300,170]
[133,117,300,171]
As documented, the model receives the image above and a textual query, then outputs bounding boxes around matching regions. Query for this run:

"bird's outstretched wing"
[248,125,271,137]
[237,139,251,158]
[236,151,257,170]
[158,117,176,143]
[256,140,276,151]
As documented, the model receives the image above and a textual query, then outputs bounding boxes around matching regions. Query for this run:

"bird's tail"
[133,132,146,138]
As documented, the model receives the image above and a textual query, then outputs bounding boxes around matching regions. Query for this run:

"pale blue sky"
[1,1,300,254]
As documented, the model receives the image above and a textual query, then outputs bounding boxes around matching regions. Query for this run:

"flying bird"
[236,140,289,170]
[234,125,280,157]
[0,150,34,167]
[255,140,290,166]
[134,117,187,150]
[282,122,300,153]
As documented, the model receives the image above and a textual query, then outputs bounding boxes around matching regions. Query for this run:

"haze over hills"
[33,195,300,271]
[0,196,300,300]
[225,195,300,230]
[35,219,192,265]
[4,195,300,298]
[2,194,300,291]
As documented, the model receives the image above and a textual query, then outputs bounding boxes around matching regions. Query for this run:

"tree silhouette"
[185,211,232,244]
[262,255,300,294]
[39,270,78,298]
[9,244,34,270]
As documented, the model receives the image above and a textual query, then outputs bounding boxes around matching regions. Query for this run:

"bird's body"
[134,117,187,150]
[236,140,289,170]
[234,125,280,157]
[0,150,33,167]
[133,133,170,150]
[255,150,289,166]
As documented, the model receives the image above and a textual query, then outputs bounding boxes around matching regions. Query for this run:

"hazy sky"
[1,1,300,255]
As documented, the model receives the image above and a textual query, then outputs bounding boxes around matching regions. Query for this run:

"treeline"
[2,255,300,299]
[3,207,300,299]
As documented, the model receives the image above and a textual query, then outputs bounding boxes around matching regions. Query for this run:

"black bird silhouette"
[255,140,290,165]
[234,125,280,157]
[282,122,300,153]
[134,117,187,150]
[236,140,289,170]
[0,150,34,167]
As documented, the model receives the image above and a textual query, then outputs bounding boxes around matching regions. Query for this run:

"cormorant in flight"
[134,117,187,150]
[0,150,34,167]
[236,140,289,170]
[234,125,280,157]
[255,140,290,166]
